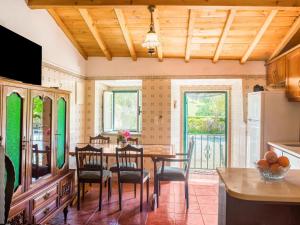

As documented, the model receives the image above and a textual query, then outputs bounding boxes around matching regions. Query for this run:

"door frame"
[180,85,232,168]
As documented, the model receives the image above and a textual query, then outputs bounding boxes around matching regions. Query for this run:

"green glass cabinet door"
[56,98,66,169]
[5,93,22,191]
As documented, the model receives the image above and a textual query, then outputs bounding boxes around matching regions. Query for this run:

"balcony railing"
[188,134,226,170]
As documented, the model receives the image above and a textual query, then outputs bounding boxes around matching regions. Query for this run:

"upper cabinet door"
[266,61,276,85]
[1,85,28,196]
[276,56,286,84]
[28,90,55,187]
[286,48,300,101]
[55,94,69,173]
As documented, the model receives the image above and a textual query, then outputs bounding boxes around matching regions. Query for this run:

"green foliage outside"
[187,93,226,135]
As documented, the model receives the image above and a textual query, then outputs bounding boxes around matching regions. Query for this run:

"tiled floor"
[48,174,219,225]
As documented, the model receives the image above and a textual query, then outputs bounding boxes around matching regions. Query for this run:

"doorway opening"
[184,92,228,170]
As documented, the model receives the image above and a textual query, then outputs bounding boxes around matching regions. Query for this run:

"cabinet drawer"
[33,198,58,224]
[60,173,74,205]
[33,185,58,210]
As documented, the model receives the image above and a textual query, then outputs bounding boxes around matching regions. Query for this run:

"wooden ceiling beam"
[185,9,196,62]
[269,15,300,60]
[114,8,137,61]
[213,9,236,63]
[241,10,278,63]
[152,8,163,62]
[47,9,88,60]
[78,8,112,60]
[28,0,300,9]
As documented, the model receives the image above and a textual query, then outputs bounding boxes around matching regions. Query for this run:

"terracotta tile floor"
[48,174,219,225]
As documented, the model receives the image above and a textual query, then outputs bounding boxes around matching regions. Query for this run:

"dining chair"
[116,144,150,212]
[155,137,195,209]
[112,138,139,196]
[89,134,110,169]
[75,144,112,211]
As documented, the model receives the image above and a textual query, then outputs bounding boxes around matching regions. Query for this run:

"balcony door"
[183,92,228,170]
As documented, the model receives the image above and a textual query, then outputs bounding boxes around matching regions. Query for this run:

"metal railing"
[188,134,226,170]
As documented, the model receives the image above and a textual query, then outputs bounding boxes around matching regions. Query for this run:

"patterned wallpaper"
[41,63,86,152]
[141,79,171,145]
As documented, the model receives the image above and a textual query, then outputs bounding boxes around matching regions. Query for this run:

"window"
[103,90,141,132]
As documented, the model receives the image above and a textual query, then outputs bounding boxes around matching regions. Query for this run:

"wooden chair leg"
[159,181,161,196]
[82,183,85,200]
[140,182,143,212]
[108,177,111,200]
[185,182,189,209]
[99,180,103,211]
[118,182,122,211]
[134,184,136,198]
[77,182,80,210]
[156,178,159,208]
[146,179,149,203]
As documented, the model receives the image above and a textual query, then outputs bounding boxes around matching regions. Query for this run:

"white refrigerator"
[246,91,300,167]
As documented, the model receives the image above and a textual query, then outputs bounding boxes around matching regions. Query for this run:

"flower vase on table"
[117,130,131,147]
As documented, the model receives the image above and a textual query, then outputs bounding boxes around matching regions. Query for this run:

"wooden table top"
[218,168,300,203]
[69,143,175,158]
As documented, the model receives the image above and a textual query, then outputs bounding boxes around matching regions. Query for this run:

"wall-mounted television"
[0,25,42,85]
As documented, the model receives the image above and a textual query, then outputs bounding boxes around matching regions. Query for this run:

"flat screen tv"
[0,25,42,85]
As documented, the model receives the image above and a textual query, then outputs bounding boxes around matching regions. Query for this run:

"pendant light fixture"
[142,5,160,55]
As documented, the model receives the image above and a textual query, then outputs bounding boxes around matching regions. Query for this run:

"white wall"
[0,0,86,75]
[87,57,266,78]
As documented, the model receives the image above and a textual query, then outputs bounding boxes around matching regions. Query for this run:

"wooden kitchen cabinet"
[286,48,300,101]
[266,56,286,85]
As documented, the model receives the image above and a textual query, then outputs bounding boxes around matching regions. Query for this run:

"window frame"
[104,90,141,133]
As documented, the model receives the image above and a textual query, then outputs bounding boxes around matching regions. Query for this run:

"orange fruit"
[257,159,269,169]
[278,156,290,167]
[270,163,281,174]
[264,151,278,164]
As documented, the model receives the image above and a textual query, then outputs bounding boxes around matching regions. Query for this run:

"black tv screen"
[0,25,42,85]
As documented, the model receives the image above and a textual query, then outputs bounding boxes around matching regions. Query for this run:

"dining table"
[69,143,175,210]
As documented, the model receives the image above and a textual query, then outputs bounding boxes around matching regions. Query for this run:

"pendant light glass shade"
[142,5,160,55]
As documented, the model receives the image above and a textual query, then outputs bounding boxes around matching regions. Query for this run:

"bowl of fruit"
[256,151,290,180]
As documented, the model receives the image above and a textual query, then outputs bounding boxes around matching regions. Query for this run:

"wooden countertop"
[217,168,300,203]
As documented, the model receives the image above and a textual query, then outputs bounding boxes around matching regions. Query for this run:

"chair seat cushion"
[79,170,111,180]
[157,166,186,181]
[109,162,137,172]
[119,170,150,183]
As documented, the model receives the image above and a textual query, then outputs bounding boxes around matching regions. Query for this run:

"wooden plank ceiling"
[28,1,300,62]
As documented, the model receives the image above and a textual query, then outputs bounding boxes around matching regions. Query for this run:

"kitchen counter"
[217,168,300,203]
[217,168,300,225]
[268,141,300,158]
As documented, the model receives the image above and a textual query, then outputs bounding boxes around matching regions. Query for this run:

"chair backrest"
[116,144,143,176]
[75,144,104,179]
[90,134,110,144]
[185,136,195,179]
[5,155,15,224]
[117,137,139,145]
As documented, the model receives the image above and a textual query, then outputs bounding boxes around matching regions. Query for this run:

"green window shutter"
[6,93,22,191]
[56,98,66,169]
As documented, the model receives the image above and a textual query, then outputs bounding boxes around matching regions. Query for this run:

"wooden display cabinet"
[0,78,75,225]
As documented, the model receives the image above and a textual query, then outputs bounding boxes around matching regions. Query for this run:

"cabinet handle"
[43,192,50,200]
[43,207,50,215]
[298,80,300,88]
